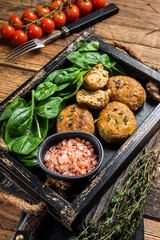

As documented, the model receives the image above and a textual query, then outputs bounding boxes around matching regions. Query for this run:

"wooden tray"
[0,31,160,230]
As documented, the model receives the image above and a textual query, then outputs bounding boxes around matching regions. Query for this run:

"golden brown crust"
[97,102,136,143]
[57,104,95,134]
[83,64,109,90]
[76,89,111,110]
[106,76,146,111]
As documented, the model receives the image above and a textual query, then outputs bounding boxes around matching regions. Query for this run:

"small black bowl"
[37,131,104,182]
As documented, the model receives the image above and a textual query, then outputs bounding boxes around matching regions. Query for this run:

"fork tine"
[7,43,37,61]
[6,39,35,57]
[8,46,40,62]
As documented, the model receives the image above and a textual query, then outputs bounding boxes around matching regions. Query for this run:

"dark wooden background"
[0,0,160,239]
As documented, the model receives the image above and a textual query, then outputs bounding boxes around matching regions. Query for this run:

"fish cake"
[76,89,111,110]
[57,104,95,134]
[106,76,146,111]
[97,102,136,143]
[83,64,109,90]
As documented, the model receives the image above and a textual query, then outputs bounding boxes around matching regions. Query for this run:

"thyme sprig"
[70,149,159,240]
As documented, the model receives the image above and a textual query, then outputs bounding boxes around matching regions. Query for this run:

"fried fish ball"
[106,76,146,111]
[83,64,109,90]
[57,104,95,134]
[76,89,111,110]
[97,102,136,143]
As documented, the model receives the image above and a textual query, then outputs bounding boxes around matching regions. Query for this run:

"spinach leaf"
[0,121,7,138]
[5,91,48,155]
[18,146,39,167]
[48,118,56,130]
[34,82,57,101]
[112,64,127,76]
[77,40,99,52]
[20,158,39,167]
[56,83,71,91]
[44,69,61,82]
[0,97,26,122]
[63,71,87,100]
[54,67,81,84]
[21,146,39,159]
[5,114,48,155]
[99,54,116,69]
[35,97,64,119]
[67,52,100,69]
[56,91,72,97]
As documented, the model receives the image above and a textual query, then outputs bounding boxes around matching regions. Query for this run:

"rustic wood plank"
[145,236,160,240]
[144,141,160,219]
[0,229,15,240]
[0,203,20,240]
[144,218,160,239]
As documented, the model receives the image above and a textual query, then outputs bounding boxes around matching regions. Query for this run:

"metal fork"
[6,31,62,62]
[5,4,119,62]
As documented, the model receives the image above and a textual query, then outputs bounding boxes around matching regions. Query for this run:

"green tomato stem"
[20,0,68,30]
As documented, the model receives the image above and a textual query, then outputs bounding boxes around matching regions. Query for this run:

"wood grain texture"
[144,218,160,240]
[0,0,160,239]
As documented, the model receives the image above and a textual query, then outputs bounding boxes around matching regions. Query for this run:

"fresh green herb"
[67,51,100,70]
[77,40,99,52]
[56,83,70,91]
[80,111,84,119]
[0,121,7,138]
[99,54,116,70]
[113,108,118,111]
[58,115,64,122]
[71,106,76,112]
[0,97,26,122]
[34,82,57,101]
[115,119,119,125]
[44,69,61,83]
[119,111,123,115]
[70,150,158,240]
[67,114,73,118]
[107,114,111,120]
[4,91,48,155]
[110,105,113,109]
[18,147,39,167]
[63,71,87,100]
[69,123,73,128]
[101,129,105,134]
[54,67,81,84]
[124,116,128,125]
[35,97,64,119]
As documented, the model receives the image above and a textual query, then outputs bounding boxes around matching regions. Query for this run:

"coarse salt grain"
[44,138,98,176]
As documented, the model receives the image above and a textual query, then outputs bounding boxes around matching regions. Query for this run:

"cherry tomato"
[77,0,92,15]
[27,24,42,39]
[65,4,80,21]
[91,0,105,10]
[49,1,64,11]
[12,30,28,45]
[9,15,23,30]
[40,18,55,33]
[0,24,15,40]
[52,11,66,28]
[36,6,51,19]
[22,10,38,24]
[64,0,75,6]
